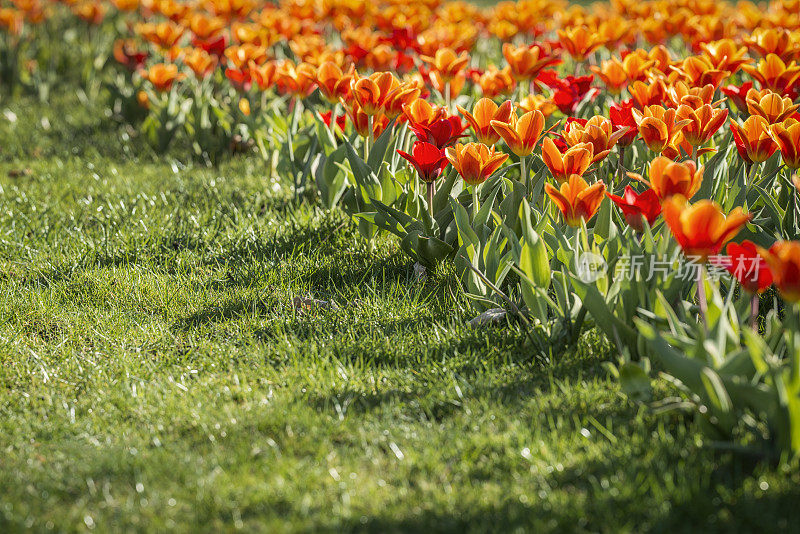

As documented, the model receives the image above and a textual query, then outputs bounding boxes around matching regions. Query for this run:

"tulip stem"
[615,146,625,191]
[427,181,435,217]
[697,265,708,330]
[472,185,480,217]
[445,82,451,111]
[750,293,760,331]
[366,115,373,161]
[520,155,528,191]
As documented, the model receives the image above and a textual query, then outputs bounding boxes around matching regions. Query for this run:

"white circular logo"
[576,252,607,283]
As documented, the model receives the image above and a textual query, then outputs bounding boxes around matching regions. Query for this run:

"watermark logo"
[576,252,608,283]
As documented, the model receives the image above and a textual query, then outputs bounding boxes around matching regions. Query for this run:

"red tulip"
[397,141,449,184]
[609,99,638,146]
[606,186,661,231]
[715,240,773,294]
[410,116,464,149]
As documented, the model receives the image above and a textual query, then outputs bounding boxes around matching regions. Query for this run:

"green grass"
[1,89,799,533]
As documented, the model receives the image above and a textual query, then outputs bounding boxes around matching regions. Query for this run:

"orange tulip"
[660,133,717,161]
[502,42,560,81]
[629,79,666,109]
[541,138,594,183]
[274,60,317,97]
[758,241,800,302]
[403,99,446,128]
[420,48,470,83]
[628,156,703,201]
[632,105,691,153]
[545,174,606,227]
[562,115,628,163]
[665,82,717,109]
[182,47,216,78]
[557,25,605,62]
[490,109,546,158]
[662,195,751,261]
[699,39,751,74]
[730,116,778,165]
[346,102,389,139]
[590,58,628,94]
[741,54,800,95]
[744,28,800,63]
[140,63,185,92]
[746,89,800,124]
[445,142,509,186]
[675,103,728,147]
[351,71,397,116]
[670,55,730,89]
[224,43,268,69]
[135,21,185,50]
[519,94,558,118]
[769,118,800,169]
[457,98,513,146]
[475,66,516,98]
[316,61,353,104]
[381,83,421,119]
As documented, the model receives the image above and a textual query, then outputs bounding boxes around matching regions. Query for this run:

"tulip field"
[4,0,800,530]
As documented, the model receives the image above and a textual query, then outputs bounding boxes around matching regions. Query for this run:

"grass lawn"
[1,89,799,533]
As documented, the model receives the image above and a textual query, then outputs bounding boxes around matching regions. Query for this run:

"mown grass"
[1,89,799,533]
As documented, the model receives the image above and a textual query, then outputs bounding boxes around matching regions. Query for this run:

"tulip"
[757,241,800,302]
[665,82,717,109]
[410,116,464,149]
[557,25,605,62]
[456,99,513,146]
[403,99,446,129]
[140,63,185,92]
[632,105,691,153]
[224,43,268,69]
[113,39,148,72]
[519,94,558,118]
[676,103,728,147]
[502,42,560,81]
[699,39,751,74]
[352,71,397,116]
[590,58,628,94]
[274,61,317,98]
[545,174,606,227]
[606,186,661,232]
[381,83,421,119]
[445,142,508,186]
[609,100,638,147]
[628,156,704,201]
[746,89,800,124]
[730,116,778,165]
[490,109,545,158]
[662,195,751,261]
[629,79,666,109]
[551,75,599,115]
[135,21,184,50]
[718,241,773,294]
[182,47,216,78]
[250,61,276,91]
[474,66,516,98]
[562,115,627,163]
[397,141,449,184]
[741,54,800,96]
[541,138,594,183]
[769,118,800,169]
[316,61,353,104]
[721,81,754,112]
[670,56,731,89]
[420,48,470,83]
[744,28,800,63]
